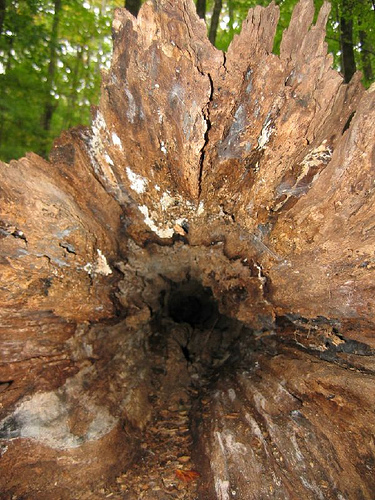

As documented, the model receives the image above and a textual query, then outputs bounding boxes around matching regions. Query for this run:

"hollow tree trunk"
[1,1,375,499]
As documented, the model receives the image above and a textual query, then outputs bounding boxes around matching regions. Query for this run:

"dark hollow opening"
[167,280,217,327]
[148,277,249,373]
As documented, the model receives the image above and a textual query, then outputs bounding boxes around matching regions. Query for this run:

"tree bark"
[124,0,141,17]
[208,0,222,45]
[340,0,356,82]
[0,1,375,498]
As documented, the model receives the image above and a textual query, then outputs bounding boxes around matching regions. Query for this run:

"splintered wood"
[0,0,374,498]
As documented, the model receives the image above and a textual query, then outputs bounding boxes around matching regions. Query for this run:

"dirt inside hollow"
[99,280,249,499]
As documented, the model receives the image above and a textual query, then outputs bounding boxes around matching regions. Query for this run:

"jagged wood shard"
[0,0,374,498]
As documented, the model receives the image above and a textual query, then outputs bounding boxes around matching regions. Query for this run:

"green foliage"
[0,0,374,162]
[0,0,124,161]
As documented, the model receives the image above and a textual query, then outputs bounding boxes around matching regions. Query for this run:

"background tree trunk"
[359,29,374,84]
[228,0,234,40]
[0,35,13,146]
[196,0,206,19]
[0,0,6,36]
[208,0,222,45]
[41,0,62,153]
[64,45,83,129]
[340,0,356,82]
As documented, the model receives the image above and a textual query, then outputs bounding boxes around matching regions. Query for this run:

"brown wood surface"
[0,0,374,498]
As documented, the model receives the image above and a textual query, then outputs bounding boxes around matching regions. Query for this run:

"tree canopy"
[0,0,374,162]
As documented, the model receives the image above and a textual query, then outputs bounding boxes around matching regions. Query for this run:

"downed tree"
[0,0,375,498]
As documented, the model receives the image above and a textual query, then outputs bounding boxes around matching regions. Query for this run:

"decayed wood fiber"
[0,0,374,498]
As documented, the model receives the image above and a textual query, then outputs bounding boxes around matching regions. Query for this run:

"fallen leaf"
[175,469,200,482]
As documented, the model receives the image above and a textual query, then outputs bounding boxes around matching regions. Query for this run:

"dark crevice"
[275,314,375,372]
[197,72,214,199]
[59,241,76,254]
[11,229,27,243]
[0,224,27,244]
[342,111,355,134]
[0,380,13,394]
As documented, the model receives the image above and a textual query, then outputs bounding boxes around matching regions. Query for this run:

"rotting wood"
[0,0,374,498]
